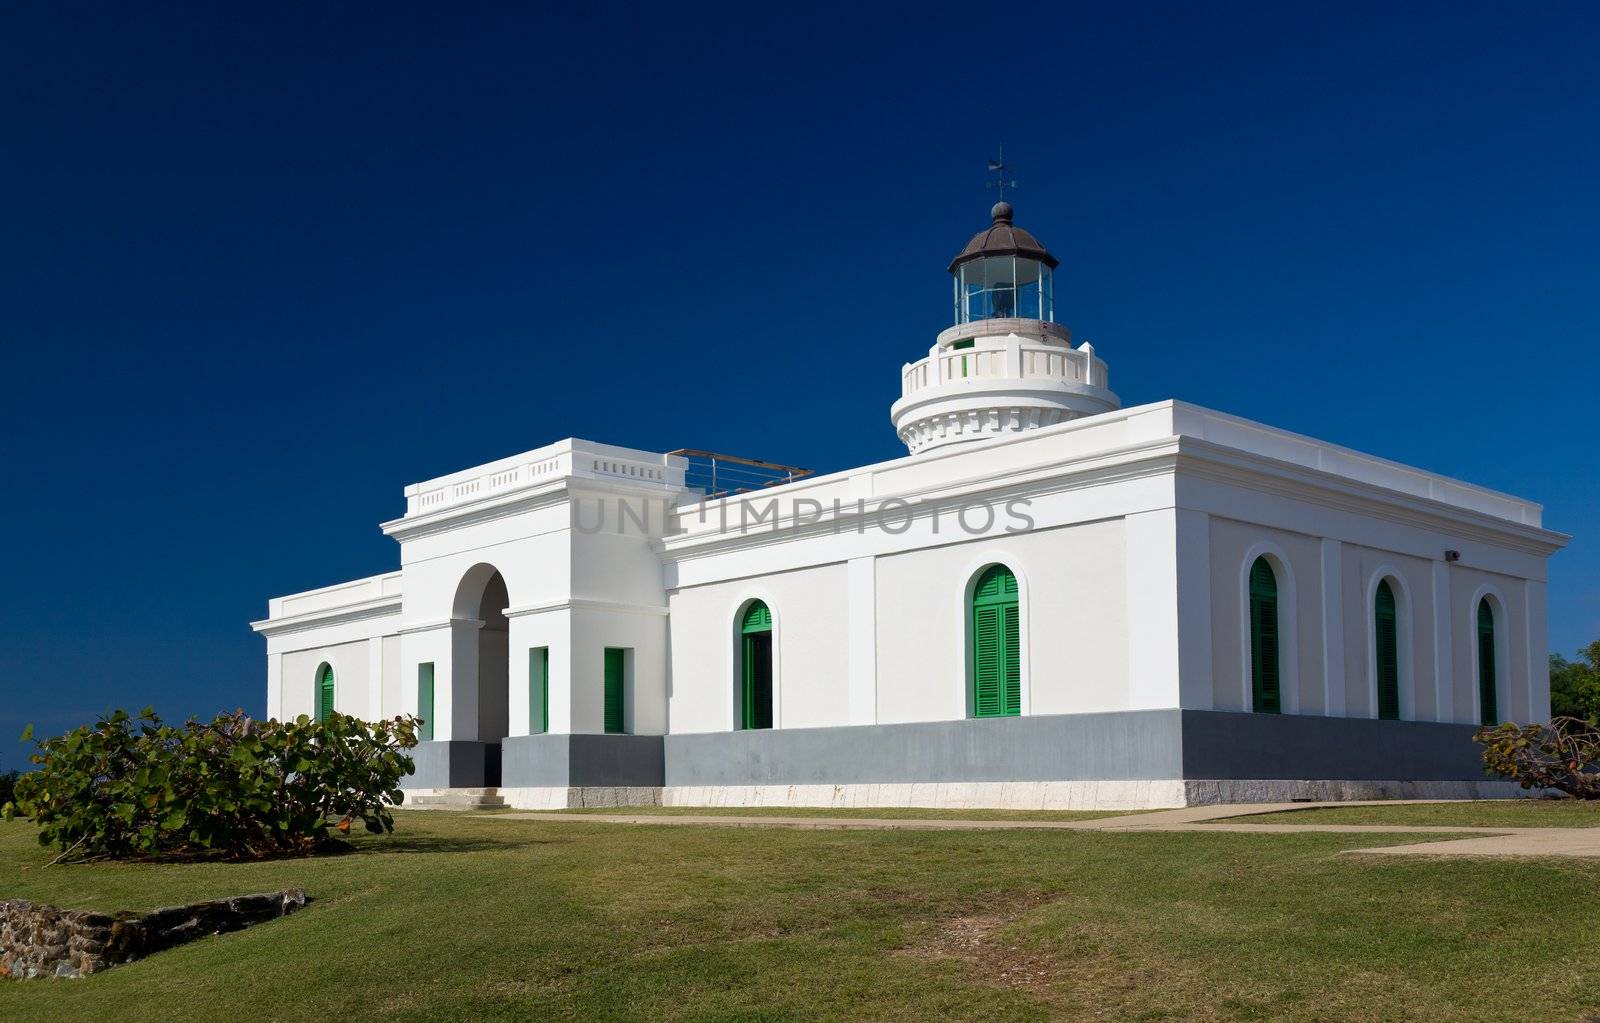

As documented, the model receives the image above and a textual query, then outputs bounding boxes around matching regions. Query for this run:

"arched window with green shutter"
[1248,557,1281,714]
[970,565,1021,718]
[1477,598,1498,725]
[739,601,773,730]
[1374,580,1400,720]
[315,663,335,722]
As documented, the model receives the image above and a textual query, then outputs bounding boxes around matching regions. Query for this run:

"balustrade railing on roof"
[668,449,813,499]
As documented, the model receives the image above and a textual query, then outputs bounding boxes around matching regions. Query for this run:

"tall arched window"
[1248,557,1281,714]
[1374,580,1400,720]
[739,601,773,730]
[316,663,335,722]
[1477,598,1498,725]
[970,565,1021,718]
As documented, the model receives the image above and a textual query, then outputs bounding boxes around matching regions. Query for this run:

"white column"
[367,637,385,721]
[1524,579,1548,723]
[1175,508,1213,709]
[1125,508,1207,710]
[507,620,530,739]
[1318,539,1345,717]
[448,618,483,741]
[1431,560,1454,722]
[266,652,283,721]
[847,555,878,725]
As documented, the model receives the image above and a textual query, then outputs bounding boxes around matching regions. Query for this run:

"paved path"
[484,801,1600,859]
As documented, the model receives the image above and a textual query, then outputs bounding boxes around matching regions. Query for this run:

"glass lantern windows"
[954,255,1053,325]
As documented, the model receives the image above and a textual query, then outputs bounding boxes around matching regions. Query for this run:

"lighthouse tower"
[890,201,1120,454]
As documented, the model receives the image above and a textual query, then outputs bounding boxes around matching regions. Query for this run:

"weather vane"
[986,145,1017,201]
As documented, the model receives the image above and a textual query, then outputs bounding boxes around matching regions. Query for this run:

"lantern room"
[948,200,1058,324]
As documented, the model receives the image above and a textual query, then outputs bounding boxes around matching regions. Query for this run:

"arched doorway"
[1248,557,1281,715]
[738,600,773,730]
[453,564,510,784]
[970,564,1021,718]
[1374,579,1401,721]
[1477,597,1499,725]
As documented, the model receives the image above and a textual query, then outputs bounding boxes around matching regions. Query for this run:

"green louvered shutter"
[1477,599,1498,725]
[740,602,773,730]
[971,565,1020,718]
[1001,602,1021,716]
[316,664,335,722]
[604,648,626,734]
[742,601,772,634]
[417,663,434,741]
[973,604,1002,716]
[530,648,549,734]
[1249,558,1281,714]
[1375,581,1400,720]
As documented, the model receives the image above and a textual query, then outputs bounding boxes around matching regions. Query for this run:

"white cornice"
[1171,439,1569,555]
[504,597,670,619]
[654,429,1568,564]
[659,438,1183,562]
[250,595,402,638]
[380,474,686,544]
[393,617,484,636]
[380,482,572,542]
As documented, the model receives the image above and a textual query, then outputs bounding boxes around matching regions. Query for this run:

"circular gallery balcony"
[890,319,1120,455]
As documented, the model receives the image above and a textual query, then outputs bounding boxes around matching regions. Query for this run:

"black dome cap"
[947,201,1059,273]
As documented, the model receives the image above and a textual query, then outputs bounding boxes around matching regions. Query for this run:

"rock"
[0,889,307,980]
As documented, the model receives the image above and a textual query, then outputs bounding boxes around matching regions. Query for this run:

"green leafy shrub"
[1551,641,1600,726]
[1473,717,1600,799]
[2,708,419,862]
[0,769,19,808]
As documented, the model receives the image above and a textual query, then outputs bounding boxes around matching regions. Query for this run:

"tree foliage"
[1473,716,1600,800]
[0,769,18,809]
[2,708,419,862]
[1550,641,1600,726]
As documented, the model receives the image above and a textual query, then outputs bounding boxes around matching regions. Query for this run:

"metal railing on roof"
[668,449,813,499]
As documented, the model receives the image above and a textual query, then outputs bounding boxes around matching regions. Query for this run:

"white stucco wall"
[667,562,850,734]
[1202,515,1545,726]
[1208,517,1326,715]
[257,402,1565,755]
[281,639,373,720]
[874,520,1130,724]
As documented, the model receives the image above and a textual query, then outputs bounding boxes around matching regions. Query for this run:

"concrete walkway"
[483,801,1600,859]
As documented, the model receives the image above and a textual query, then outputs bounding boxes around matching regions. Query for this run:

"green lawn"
[2,811,1597,1022]
[545,805,1144,821]
[1244,800,1600,829]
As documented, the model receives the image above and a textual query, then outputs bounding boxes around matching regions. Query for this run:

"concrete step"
[407,789,508,811]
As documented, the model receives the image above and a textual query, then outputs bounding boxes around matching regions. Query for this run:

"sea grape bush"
[1473,716,1600,800]
[2,708,419,861]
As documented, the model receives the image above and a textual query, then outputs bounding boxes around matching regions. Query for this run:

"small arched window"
[1477,598,1498,725]
[1374,581,1400,720]
[739,601,773,730]
[1248,557,1281,714]
[316,663,335,722]
[971,565,1021,718]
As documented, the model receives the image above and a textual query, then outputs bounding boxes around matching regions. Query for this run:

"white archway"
[1238,542,1300,715]
[451,563,511,750]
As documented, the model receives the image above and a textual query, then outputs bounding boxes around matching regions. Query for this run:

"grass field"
[547,806,1145,821]
[3,810,1598,1022]
[1245,800,1600,829]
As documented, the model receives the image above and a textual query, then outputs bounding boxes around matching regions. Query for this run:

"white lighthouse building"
[252,202,1568,809]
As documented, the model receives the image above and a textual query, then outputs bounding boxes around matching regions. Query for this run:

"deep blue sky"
[3,3,1596,766]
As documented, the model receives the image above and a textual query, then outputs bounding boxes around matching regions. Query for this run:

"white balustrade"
[900,336,1109,398]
